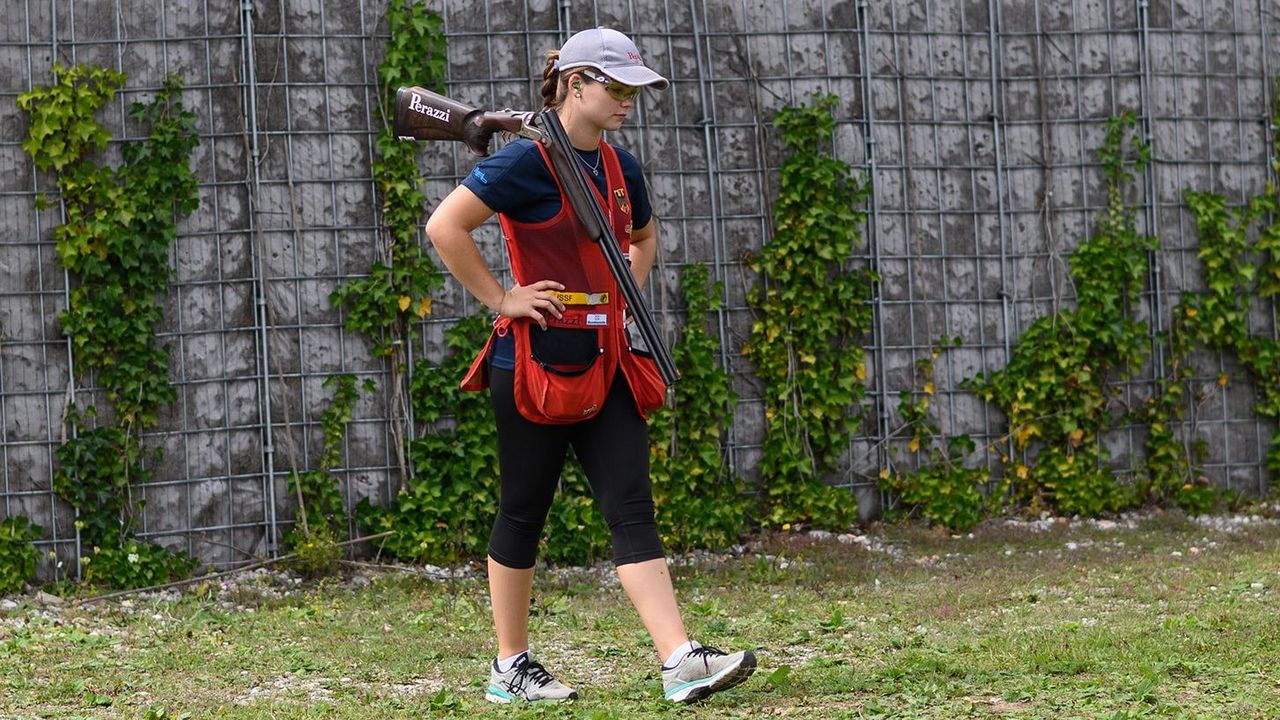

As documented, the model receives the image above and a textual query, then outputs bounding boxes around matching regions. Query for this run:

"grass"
[2,512,1278,719]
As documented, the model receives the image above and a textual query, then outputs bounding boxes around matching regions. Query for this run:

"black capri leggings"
[487,365,665,569]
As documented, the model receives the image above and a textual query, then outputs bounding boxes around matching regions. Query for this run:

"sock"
[663,640,700,669]
[495,650,529,673]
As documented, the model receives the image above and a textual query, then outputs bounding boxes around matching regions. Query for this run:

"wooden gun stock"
[393,86,538,156]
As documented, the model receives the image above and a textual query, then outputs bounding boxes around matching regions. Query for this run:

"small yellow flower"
[908,436,921,452]
[1015,464,1029,480]
[923,381,935,396]
[855,363,867,381]
[1185,307,1198,318]
[397,295,411,312]
[416,297,432,318]
[1217,373,1230,387]
[878,468,891,480]
[782,523,792,531]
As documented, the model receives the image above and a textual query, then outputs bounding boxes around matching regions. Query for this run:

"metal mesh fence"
[1,0,1277,575]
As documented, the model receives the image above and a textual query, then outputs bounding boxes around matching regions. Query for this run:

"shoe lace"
[505,658,557,695]
[524,660,557,688]
[685,645,726,670]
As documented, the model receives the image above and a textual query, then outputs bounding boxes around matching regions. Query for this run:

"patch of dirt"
[231,671,447,705]
[965,695,1033,713]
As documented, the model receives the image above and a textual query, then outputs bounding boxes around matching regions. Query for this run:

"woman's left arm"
[628,218,657,290]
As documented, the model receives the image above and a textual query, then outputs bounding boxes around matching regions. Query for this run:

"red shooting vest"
[460,141,666,423]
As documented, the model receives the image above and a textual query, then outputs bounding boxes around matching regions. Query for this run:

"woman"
[425,27,755,704]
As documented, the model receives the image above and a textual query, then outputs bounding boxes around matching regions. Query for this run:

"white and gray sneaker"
[485,654,578,703]
[662,645,757,703]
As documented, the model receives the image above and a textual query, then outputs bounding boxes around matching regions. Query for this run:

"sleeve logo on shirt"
[613,188,630,215]
[471,167,489,184]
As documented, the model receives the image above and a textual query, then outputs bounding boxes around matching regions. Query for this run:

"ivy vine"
[329,2,444,356]
[0,517,42,595]
[650,264,748,550]
[744,93,870,529]
[284,374,371,574]
[1172,81,1280,491]
[329,2,446,498]
[20,65,199,588]
[967,113,1152,516]
[885,338,989,532]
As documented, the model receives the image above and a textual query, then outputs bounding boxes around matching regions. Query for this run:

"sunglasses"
[579,70,642,102]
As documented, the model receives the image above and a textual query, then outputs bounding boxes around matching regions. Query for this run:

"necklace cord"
[575,147,601,175]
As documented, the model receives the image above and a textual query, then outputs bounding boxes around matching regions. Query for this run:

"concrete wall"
[1,0,1276,574]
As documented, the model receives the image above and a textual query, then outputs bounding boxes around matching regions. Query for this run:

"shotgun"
[395,86,679,386]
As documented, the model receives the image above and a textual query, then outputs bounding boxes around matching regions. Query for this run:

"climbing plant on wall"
[0,517,42,595]
[744,93,871,530]
[967,113,1152,516]
[329,1,446,491]
[649,264,748,550]
[884,338,990,532]
[283,374,371,575]
[1171,81,1280,494]
[20,65,200,588]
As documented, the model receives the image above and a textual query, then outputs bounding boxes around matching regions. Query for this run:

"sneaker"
[662,645,757,703]
[485,654,578,703]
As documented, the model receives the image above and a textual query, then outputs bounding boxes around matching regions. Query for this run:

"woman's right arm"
[425,185,566,329]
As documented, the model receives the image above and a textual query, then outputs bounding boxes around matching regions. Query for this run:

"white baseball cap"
[556,27,669,90]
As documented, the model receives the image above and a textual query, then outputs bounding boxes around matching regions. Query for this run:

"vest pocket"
[514,324,609,424]
[620,346,668,420]
[529,326,602,374]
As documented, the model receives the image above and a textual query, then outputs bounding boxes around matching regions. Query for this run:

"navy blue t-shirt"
[463,138,652,226]
[462,138,654,369]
